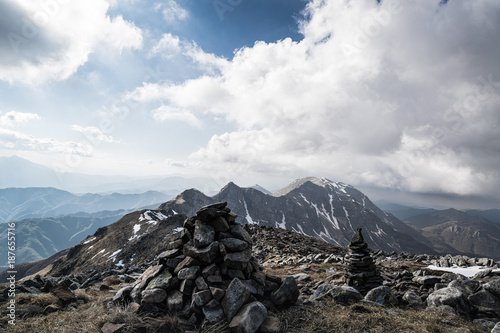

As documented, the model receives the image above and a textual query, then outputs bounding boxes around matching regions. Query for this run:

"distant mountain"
[375,201,438,220]
[465,209,500,227]
[251,184,272,195]
[0,187,170,223]
[0,211,126,270]
[404,208,500,260]
[0,155,210,194]
[158,177,434,254]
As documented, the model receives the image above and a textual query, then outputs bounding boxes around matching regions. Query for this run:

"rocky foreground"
[1,203,500,333]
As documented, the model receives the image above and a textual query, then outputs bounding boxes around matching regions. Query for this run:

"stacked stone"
[344,228,383,295]
[117,202,298,332]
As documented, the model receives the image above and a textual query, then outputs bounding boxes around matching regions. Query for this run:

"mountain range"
[0,187,170,223]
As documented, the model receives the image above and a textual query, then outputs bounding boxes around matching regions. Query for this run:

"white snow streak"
[243,199,257,225]
[83,237,96,244]
[276,213,287,229]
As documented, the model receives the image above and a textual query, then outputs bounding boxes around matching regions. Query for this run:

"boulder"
[220,238,249,252]
[492,322,500,333]
[141,288,167,303]
[203,306,226,323]
[137,265,163,290]
[259,316,281,333]
[484,279,500,298]
[427,287,472,316]
[270,276,299,306]
[146,270,176,291]
[194,220,215,248]
[402,290,423,306]
[228,301,267,333]
[364,286,398,306]
[167,290,184,312]
[448,279,480,297]
[51,282,77,304]
[183,241,219,264]
[312,284,362,305]
[468,289,500,317]
[221,278,251,321]
[112,286,134,304]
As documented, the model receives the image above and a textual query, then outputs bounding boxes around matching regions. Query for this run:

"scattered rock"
[228,301,267,333]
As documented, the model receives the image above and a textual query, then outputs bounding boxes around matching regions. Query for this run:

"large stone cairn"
[344,227,383,295]
[115,202,298,332]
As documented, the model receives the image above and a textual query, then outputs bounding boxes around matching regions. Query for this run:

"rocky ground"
[1,206,500,333]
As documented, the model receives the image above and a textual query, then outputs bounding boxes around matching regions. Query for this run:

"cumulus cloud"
[0,111,40,126]
[128,0,500,198]
[72,125,119,144]
[0,0,143,85]
[150,33,181,58]
[0,128,93,156]
[158,0,189,24]
[152,105,202,128]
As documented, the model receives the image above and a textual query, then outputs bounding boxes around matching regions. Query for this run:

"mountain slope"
[466,209,500,227]
[158,177,434,254]
[405,209,500,260]
[0,187,170,222]
[0,211,126,269]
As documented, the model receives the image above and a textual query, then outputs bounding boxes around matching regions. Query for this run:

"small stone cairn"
[344,227,383,295]
[113,202,298,332]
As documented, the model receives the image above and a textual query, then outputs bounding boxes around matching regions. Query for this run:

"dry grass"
[276,300,489,333]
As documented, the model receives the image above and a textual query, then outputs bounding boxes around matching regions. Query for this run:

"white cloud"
[0,111,40,126]
[0,128,93,156]
[165,158,188,168]
[150,33,181,58]
[159,0,189,24]
[152,105,202,128]
[71,125,119,144]
[131,0,500,198]
[0,0,143,85]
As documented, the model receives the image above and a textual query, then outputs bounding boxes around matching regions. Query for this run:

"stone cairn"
[344,227,383,295]
[113,202,298,332]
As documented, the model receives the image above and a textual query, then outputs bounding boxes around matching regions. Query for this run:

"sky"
[0,0,499,208]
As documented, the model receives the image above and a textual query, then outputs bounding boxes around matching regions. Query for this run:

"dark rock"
[364,286,398,306]
[448,279,481,297]
[220,238,249,252]
[468,289,500,317]
[312,284,363,305]
[146,270,176,291]
[193,290,213,307]
[167,290,184,312]
[137,265,163,290]
[259,316,281,333]
[270,276,299,307]
[208,216,230,232]
[484,279,500,298]
[228,301,267,333]
[203,306,225,323]
[229,225,253,244]
[225,250,253,270]
[177,266,200,280]
[141,288,167,303]
[402,291,423,306]
[194,220,215,248]
[221,278,251,321]
[210,287,225,301]
[51,282,77,304]
[183,241,219,264]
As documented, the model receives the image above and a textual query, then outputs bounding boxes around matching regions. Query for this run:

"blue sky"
[0,0,500,208]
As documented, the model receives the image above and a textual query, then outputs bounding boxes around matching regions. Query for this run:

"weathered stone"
[51,282,77,303]
[101,322,125,333]
[167,290,184,312]
[207,275,223,284]
[138,265,163,290]
[158,248,182,260]
[483,279,500,298]
[413,276,441,287]
[364,286,398,306]
[403,290,423,306]
[127,302,140,314]
[427,287,472,316]
[166,239,184,250]
[227,269,245,280]
[221,278,251,321]
[112,286,134,304]
[225,249,253,270]
[202,263,218,277]
[174,256,200,274]
[210,287,225,301]
[312,284,363,305]
[194,220,215,248]
[193,290,213,307]
[177,266,200,280]
[203,306,225,323]
[180,279,196,295]
[492,322,500,333]
[146,270,176,291]
[448,279,480,297]
[220,238,249,252]
[228,301,267,333]
[259,316,281,333]
[209,216,230,232]
[270,276,299,306]
[141,288,167,303]
[195,276,209,290]
[468,289,500,317]
[205,299,220,309]
[196,202,227,220]
[229,225,253,244]
[183,241,219,264]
